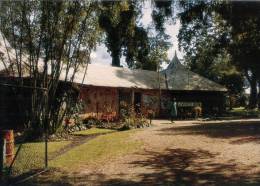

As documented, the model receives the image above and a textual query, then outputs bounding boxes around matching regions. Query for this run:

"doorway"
[134,92,142,114]
[119,89,131,118]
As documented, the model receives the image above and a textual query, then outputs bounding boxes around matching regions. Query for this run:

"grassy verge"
[11,128,141,177]
[50,130,141,170]
[73,127,115,136]
[11,141,70,175]
[228,107,260,117]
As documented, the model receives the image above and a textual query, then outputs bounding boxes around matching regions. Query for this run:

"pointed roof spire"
[166,50,181,70]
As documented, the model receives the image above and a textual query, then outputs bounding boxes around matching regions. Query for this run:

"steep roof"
[162,52,227,92]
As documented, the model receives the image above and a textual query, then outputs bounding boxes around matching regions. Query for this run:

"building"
[74,52,227,120]
[0,31,227,123]
[162,52,227,118]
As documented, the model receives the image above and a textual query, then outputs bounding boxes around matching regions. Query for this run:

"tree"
[98,1,137,67]
[218,1,260,108]
[176,0,260,108]
[0,1,100,136]
[123,26,171,71]
[151,0,174,33]
[98,1,172,70]
[124,26,150,69]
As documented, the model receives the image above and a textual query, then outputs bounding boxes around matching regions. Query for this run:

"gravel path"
[79,119,260,186]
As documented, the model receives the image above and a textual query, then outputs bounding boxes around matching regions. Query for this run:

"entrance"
[119,90,131,118]
[134,92,141,114]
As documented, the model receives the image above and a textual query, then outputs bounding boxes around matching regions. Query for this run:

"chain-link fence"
[0,81,49,184]
[1,130,48,185]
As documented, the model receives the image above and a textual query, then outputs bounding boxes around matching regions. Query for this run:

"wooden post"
[44,90,48,169]
[157,63,162,117]
[4,130,14,166]
[131,89,135,106]
[45,131,48,169]
[0,133,6,178]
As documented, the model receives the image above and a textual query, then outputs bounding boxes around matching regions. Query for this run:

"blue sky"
[90,1,183,67]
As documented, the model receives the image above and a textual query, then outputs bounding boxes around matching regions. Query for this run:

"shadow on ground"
[21,148,260,186]
[159,121,260,144]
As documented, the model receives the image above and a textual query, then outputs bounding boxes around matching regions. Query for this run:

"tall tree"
[98,1,137,67]
[218,1,260,108]
[98,1,172,70]
[176,0,260,108]
[0,1,100,136]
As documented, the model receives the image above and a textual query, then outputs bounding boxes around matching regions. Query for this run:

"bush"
[82,117,104,128]
[119,102,150,130]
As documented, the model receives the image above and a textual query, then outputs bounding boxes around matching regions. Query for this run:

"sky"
[90,1,183,67]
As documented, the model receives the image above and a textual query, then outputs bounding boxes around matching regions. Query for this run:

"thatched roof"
[69,56,227,91]
[65,64,166,90]
[162,52,227,92]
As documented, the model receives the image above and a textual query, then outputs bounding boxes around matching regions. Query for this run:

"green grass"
[11,141,70,175]
[50,130,141,170]
[10,129,141,175]
[73,128,115,136]
[229,107,260,117]
[231,107,245,112]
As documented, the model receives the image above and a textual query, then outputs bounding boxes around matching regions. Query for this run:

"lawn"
[11,141,71,176]
[73,127,115,136]
[229,107,260,117]
[10,128,140,176]
[50,130,141,170]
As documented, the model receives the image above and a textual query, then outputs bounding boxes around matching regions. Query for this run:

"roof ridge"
[88,63,158,73]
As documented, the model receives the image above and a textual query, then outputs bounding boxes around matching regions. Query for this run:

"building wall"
[79,86,226,120]
[79,86,119,120]
[79,86,164,120]
[0,78,34,130]
[141,90,226,118]
[141,89,171,117]
[169,90,226,117]
[141,90,159,116]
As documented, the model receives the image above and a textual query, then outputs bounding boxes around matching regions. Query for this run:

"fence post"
[44,89,48,170]
[0,134,6,179]
[45,130,48,169]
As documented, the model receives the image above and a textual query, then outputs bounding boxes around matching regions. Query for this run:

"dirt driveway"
[29,119,260,186]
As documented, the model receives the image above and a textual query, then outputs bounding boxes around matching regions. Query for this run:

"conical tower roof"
[166,51,182,70]
[163,51,185,77]
[161,50,227,91]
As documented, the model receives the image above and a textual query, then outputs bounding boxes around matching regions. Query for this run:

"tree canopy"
[176,0,260,108]
[0,1,100,135]
[145,0,260,108]
[98,0,172,71]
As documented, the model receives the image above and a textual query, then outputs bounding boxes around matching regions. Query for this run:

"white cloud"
[90,44,111,66]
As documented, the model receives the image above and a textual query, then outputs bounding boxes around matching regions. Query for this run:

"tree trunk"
[257,80,260,109]
[248,74,257,109]
[112,50,121,67]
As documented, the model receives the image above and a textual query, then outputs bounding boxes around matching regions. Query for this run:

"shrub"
[119,103,150,130]
[82,117,104,128]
